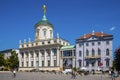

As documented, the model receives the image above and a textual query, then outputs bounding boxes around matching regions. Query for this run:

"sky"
[0,0,120,52]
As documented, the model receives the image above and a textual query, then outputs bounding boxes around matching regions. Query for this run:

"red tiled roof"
[77,32,111,40]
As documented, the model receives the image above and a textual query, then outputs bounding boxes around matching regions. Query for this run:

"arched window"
[86,49,89,56]
[98,48,101,56]
[106,49,109,56]
[92,49,95,57]
[43,28,47,37]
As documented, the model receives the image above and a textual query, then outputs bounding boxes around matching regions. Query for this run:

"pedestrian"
[73,71,77,79]
[111,70,115,80]
[109,70,111,76]
[13,70,16,78]
[71,70,74,79]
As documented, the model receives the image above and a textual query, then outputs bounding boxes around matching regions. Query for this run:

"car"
[62,69,72,74]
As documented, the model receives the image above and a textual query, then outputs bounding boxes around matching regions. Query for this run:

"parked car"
[62,69,72,74]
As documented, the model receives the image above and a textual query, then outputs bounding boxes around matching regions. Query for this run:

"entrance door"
[36,61,39,71]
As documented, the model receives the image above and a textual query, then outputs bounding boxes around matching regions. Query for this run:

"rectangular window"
[31,61,33,67]
[79,43,82,47]
[98,42,101,46]
[54,60,57,66]
[22,62,24,67]
[86,61,89,67]
[106,60,109,67]
[42,42,44,45]
[106,41,109,45]
[36,53,39,58]
[86,43,89,46]
[26,61,28,67]
[40,50,44,57]
[92,62,95,67]
[21,53,24,58]
[63,50,72,57]
[92,42,95,46]
[26,53,28,58]
[79,61,81,67]
[79,51,82,57]
[31,53,33,58]
[53,49,57,56]
[42,61,44,67]
[47,49,50,56]
[48,60,50,66]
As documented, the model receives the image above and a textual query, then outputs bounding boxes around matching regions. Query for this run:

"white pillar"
[59,51,62,68]
[19,52,22,67]
[57,47,60,66]
[50,49,54,66]
[44,49,47,66]
[28,51,31,67]
[33,51,36,67]
[39,50,42,66]
[23,52,26,67]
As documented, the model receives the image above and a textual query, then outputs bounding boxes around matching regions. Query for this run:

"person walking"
[13,70,16,78]
[71,70,74,79]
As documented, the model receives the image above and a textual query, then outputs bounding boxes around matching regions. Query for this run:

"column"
[60,51,63,68]
[44,49,47,66]
[57,47,60,66]
[23,52,26,67]
[33,50,36,67]
[50,49,54,66]
[28,51,31,67]
[18,52,22,67]
[39,50,41,67]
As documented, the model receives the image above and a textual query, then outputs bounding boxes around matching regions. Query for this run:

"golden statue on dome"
[43,5,46,15]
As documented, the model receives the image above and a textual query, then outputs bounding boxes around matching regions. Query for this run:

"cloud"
[110,27,116,31]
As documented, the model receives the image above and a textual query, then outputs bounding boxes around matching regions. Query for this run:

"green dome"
[35,15,54,28]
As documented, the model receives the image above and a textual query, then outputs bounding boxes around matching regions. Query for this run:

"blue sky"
[0,0,120,52]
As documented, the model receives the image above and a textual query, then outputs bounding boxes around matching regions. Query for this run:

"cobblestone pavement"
[0,72,120,80]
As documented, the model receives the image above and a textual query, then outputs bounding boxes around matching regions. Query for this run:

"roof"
[0,49,13,53]
[77,32,112,40]
[35,15,54,29]
[61,45,75,50]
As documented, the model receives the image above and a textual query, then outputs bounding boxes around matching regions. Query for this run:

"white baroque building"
[76,31,113,71]
[18,5,70,71]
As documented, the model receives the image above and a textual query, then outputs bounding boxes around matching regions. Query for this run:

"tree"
[114,46,120,72]
[0,53,4,67]
[8,51,19,70]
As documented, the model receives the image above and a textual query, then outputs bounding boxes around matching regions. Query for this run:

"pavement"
[0,72,120,80]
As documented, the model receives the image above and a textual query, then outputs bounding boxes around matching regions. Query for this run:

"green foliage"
[114,46,120,72]
[73,67,77,71]
[8,51,19,70]
[4,59,10,70]
[0,54,4,66]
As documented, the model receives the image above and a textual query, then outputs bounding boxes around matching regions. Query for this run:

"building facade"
[18,5,70,71]
[0,49,19,59]
[60,45,76,70]
[76,31,113,71]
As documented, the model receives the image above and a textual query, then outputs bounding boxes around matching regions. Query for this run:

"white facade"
[76,31,113,71]
[18,5,70,71]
